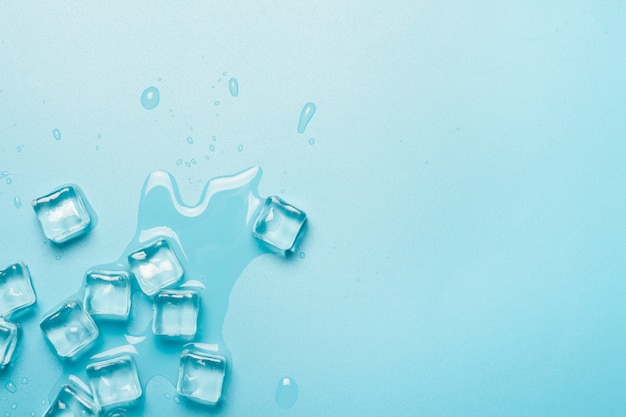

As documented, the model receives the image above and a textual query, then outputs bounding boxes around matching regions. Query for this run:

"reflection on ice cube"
[40,299,99,360]
[153,290,200,340]
[86,354,142,408]
[0,262,37,318]
[252,196,307,254]
[84,269,131,320]
[0,318,18,369]
[177,344,227,405]
[44,381,99,417]
[32,185,95,243]
[128,239,184,296]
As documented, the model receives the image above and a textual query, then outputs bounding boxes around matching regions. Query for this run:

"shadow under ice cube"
[128,239,184,296]
[86,354,142,408]
[44,382,99,417]
[0,318,18,369]
[83,269,131,320]
[252,196,307,254]
[153,290,200,340]
[0,262,37,318]
[32,185,94,244]
[40,299,99,360]
[177,345,227,405]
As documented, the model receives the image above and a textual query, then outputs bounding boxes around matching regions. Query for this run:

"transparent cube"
[252,196,307,254]
[128,239,184,296]
[153,290,200,340]
[0,318,18,369]
[84,269,131,320]
[32,185,94,243]
[86,354,142,408]
[44,382,99,417]
[0,262,37,318]
[177,345,227,405]
[40,299,99,360]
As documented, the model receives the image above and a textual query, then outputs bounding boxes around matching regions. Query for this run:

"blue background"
[1,1,625,416]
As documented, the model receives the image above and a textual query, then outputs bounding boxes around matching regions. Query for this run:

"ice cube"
[0,318,18,369]
[86,354,142,408]
[84,269,131,320]
[32,184,94,243]
[0,262,37,318]
[40,299,99,360]
[252,196,307,254]
[128,239,184,296]
[44,381,99,417]
[177,345,227,405]
[153,290,200,340]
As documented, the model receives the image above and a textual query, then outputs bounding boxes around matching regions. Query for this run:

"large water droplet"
[228,78,239,97]
[140,86,160,110]
[52,128,62,141]
[275,377,299,409]
[297,102,316,134]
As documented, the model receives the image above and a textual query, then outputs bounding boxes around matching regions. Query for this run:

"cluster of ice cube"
[5,183,306,416]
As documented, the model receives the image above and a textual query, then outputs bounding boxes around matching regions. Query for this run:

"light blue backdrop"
[1,1,625,416]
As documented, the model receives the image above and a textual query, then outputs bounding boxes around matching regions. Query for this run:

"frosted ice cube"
[0,318,18,369]
[84,269,131,320]
[0,262,36,318]
[128,239,184,296]
[86,354,142,408]
[153,290,200,340]
[40,299,99,360]
[177,345,227,405]
[32,185,94,243]
[252,196,307,254]
[44,382,99,417]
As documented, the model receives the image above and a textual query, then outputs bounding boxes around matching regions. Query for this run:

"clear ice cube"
[86,354,142,408]
[0,318,18,369]
[44,382,99,417]
[128,239,184,296]
[177,345,227,405]
[252,196,307,254]
[0,262,37,318]
[84,269,131,320]
[32,185,94,243]
[40,299,99,360]
[153,290,200,340]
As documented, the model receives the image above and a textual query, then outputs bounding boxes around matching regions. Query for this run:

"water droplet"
[16,146,22,153]
[176,159,183,166]
[191,158,197,165]
[41,399,46,405]
[308,138,315,145]
[173,396,181,404]
[55,255,61,261]
[13,197,21,209]
[97,133,102,139]
[205,155,210,160]
[299,252,305,259]
[212,135,217,142]
[214,100,220,106]
[5,178,11,185]
[209,144,215,152]
[297,102,316,134]
[95,145,100,151]
[237,144,243,152]
[5,412,10,417]
[187,136,194,145]
[165,393,171,399]
[222,71,227,76]
[4,382,16,393]
[228,78,239,97]
[275,377,299,409]
[20,378,27,385]
[10,404,15,410]
[185,161,191,167]
[52,128,62,141]
[140,86,160,110]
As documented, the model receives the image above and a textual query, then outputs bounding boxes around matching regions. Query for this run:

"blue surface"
[1,1,626,416]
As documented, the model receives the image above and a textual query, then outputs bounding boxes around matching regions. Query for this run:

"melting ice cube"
[153,290,200,340]
[177,344,227,405]
[44,381,99,417]
[40,299,99,360]
[128,239,184,296]
[252,196,307,254]
[0,262,36,318]
[86,354,142,408]
[0,318,18,369]
[83,269,131,320]
[32,185,95,243]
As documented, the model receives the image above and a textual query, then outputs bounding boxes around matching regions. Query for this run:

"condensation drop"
[275,377,299,409]
[13,197,21,209]
[187,136,194,145]
[20,378,27,385]
[308,138,315,145]
[140,86,160,110]
[228,78,239,97]
[52,128,62,141]
[214,100,220,106]
[176,159,183,166]
[4,381,16,393]
[237,144,243,152]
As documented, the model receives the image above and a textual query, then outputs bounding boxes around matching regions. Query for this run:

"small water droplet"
[308,138,315,145]
[297,102,316,134]
[209,144,215,152]
[173,396,181,404]
[10,404,16,410]
[214,100,220,106]
[52,128,62,141]
[20,378,27,385]
[95,145,100,151]
[4,382,16,393]
[222,71,227,76]
[13,197,21,209]
[299,252,305,259]
[191,158,197,165]
[55,255,61,261]
[187,136,194,145]
[176,159,183,166]
[140,86,160,110]
[16,146,22,153]
[41,399,46,405]
[275,377,299,409]
[228,78,239,97]
[205,155,210,160]
[97,133,102,139]
[5,178,12,185]
[185,161,191,167]
[165,393,171,399]
[5,411,10,417]
[212,135,217,142]
[237,144,243,152]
